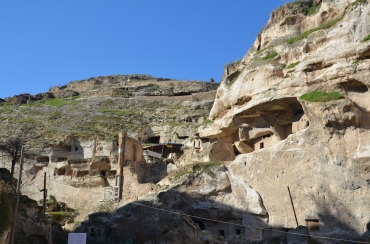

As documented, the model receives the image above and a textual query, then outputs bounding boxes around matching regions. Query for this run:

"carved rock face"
[199,0,370,238]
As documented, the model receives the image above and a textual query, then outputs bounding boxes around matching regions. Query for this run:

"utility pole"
[118,132,126,201]
[40,172,47,215]
[9,147,24,244]
[287,186,299,227]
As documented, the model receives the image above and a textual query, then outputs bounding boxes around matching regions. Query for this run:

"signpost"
[68,233,86,244]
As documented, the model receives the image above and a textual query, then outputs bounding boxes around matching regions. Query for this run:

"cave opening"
[145,136,160,144]
[192,219,205,231]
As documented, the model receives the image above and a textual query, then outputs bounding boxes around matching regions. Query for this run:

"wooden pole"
[118,132,126,201]
[287,186,299,227]
[9,147,24,244]
[41,172,47,215]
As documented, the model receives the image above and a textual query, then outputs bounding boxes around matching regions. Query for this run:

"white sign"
[68,233,86,244]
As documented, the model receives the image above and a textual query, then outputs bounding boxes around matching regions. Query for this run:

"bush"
[300,91,344,102]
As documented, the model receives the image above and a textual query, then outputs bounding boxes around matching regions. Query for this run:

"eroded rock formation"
[198,0,370,240]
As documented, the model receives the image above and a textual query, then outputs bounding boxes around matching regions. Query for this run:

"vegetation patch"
[351,0,367,5]
[0,191,12,234]
[362,34,370,42]
[193,161,221,178]
[287,16,343,44]
[300,91,344,102]
[262,52,278,60]
[286,61,300,69]
[98,108,134,116]
[0,107,13,114]
[24,98,79,107]
[21,195,38,206]
[307,3,321,15]
[174,161,222,180]
[225,71,241,88]
[256,46,273,54]
[203,119,213,125]
[16,117,37,124]
[174,170,193,180]
[47,211,76,223]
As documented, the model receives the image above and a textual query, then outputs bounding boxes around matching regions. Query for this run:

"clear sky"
[0,0,290,98]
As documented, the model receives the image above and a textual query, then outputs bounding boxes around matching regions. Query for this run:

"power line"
[129,202,370,244]
[21,169,41,191]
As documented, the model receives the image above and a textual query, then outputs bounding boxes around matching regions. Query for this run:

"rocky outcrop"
[47,74,218,99]
[198,0,370,241]
[75,202,203,244]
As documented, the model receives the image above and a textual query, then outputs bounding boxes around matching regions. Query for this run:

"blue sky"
[0,1,290,98]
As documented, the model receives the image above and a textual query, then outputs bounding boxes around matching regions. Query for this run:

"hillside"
[0,74,218,147]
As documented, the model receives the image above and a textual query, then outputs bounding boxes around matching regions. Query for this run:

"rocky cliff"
[198,0,370,241]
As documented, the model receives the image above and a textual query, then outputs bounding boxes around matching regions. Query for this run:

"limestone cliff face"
[203,0,370,137]
[200,0,370,239]
[200,0,370,240]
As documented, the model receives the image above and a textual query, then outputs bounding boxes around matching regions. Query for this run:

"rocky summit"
[1,0,370,243]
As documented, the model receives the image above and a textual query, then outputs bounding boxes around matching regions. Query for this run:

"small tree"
[0,124,33,182]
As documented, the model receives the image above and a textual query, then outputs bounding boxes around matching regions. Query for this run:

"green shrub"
[0,191,12,233]
[287,16,342,44]
[362,34,370,42]
[300,91,344,102]
[286,61,300,69]
[262,52,278,60]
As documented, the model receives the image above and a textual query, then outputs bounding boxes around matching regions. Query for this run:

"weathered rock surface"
[75,201,204,244]
[198,0,370,241]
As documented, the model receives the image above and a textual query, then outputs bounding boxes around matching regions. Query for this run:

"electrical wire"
[129,202,370,244]
[21,169,41,191]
